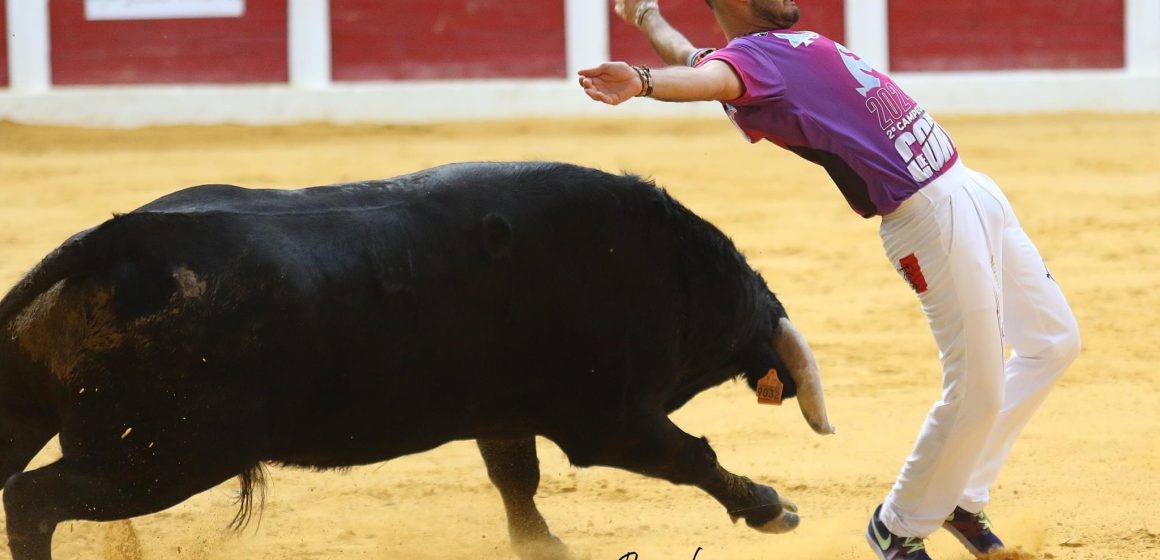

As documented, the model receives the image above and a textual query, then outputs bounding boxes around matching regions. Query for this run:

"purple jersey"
[699,30,958,217]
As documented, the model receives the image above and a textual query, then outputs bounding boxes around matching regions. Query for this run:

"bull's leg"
[0,421,56,484]
[0,417,59,559]
[560,414,799,534]
[477,437,575,560]
[3,456,245,560]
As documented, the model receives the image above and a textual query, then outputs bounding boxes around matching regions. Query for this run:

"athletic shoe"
[866,504,932,560]
[943,506,1005,556]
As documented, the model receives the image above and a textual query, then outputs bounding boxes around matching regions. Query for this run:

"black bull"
[0,161,833,560]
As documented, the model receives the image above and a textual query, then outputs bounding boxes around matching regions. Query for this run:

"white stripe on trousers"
[877,161,1081,538]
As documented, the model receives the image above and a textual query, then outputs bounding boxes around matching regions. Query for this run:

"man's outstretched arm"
[578,61,742,105]
[580,1,741,105]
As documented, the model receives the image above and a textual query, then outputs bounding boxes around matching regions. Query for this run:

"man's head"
[705,0,801,38]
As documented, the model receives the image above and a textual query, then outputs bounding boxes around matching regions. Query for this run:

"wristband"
[632,65,654,97]
[686,47,717,67]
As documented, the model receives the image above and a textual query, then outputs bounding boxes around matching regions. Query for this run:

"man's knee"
[945,380,1003,428]
[971,387,1004,426]
[1013,305,1081,376]
[1056,319,1081,367]
[1040,312,1081,374]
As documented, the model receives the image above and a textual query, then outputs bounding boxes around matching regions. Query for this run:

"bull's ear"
[481,213,513,259]
[742,354,798,399]
[740,345,798,398]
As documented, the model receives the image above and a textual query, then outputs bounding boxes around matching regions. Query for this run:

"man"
[578,1,1081,559]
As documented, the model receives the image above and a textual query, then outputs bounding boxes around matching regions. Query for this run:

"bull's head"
[742,316,835,436]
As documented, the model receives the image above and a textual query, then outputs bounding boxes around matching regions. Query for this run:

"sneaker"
[866,504,932,560]
[943,506,1005,556]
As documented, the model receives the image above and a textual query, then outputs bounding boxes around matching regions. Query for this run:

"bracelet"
[634,2,657,27]
[632,65,654,97]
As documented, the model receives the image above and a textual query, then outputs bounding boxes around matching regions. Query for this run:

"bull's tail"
[229,463,269,532]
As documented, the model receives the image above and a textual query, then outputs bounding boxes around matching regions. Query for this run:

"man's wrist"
[631,65,654,98]
[634,2,659,28]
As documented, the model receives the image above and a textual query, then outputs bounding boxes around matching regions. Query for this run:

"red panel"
[49,0,287,85]
[331,0,565,81]
[0,0,7,87]
[889,0,1125,71]
[610,0,845,66]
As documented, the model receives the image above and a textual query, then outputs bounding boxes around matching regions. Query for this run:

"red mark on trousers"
[899,253,928,294]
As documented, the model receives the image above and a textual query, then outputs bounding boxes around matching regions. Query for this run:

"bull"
[0,161,834,560]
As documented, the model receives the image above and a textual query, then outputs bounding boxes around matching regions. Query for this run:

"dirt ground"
[0,113,1157,560]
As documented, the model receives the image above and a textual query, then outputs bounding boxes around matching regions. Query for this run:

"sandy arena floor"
[0,114,1157,560]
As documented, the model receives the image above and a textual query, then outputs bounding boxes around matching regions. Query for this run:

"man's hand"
[615,0,659,28]
[578,63,643,106]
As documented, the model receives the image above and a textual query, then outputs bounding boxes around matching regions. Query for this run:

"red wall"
[2,1,1130,89]
[0,0,8,87]
[331,0,566,81]
[611,0,845,66]
[49,0,288,85]
[889,0,1125,71]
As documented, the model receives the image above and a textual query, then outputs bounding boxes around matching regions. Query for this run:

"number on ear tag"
[757,369,784,405]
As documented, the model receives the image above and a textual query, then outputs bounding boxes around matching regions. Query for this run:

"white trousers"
[877,161,1081,538]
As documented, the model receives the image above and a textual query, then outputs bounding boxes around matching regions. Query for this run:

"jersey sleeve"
[699,42,786,106]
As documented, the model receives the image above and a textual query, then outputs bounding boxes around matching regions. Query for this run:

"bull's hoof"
[513,534,578,560]
[749,508,800,534]
[732,485,801,534]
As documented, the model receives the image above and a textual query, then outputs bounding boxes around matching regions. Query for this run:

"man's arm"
[618,0,697,66]
[578,60,742,105]
[579,0,743,105]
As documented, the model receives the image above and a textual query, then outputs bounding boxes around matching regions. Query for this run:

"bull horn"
[773,317,836,435]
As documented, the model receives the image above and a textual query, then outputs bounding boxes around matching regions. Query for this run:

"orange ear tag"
[756,369,784,405]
